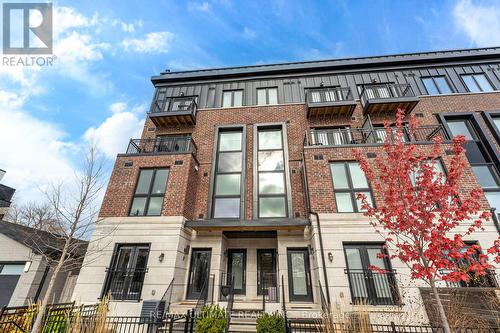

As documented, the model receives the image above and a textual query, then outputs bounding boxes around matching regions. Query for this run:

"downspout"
[301,149,331,305]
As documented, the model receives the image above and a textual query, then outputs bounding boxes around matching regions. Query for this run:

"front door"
[287,248,313,302]
[227,249,246,295]
[187,249,211,300]
[257,249,277,296]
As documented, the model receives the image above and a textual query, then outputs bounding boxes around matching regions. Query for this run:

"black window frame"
[421,76,453,95]
[101,243,150,301]
[330,161,374,213]
[257,87,278,105]
[210,127,245,219]
[461,73,495,93]
[222,89,244,108]
[343,243,399,305]
[256,126,288,218]
[129,168,169,217]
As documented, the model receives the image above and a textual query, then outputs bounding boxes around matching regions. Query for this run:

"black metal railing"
[318,280,328,312]
[345,269,399,306]
[160,278,175,315]
[444,269,499,288]
[281,275,290,333]
[194,274,214,315]
[103,268,148,301]
[305,124,448,147]
[150,96,197,115]
[360,83,416,106]
[306,87,354,104]
[126,136,197,155]
[224,275,235,333]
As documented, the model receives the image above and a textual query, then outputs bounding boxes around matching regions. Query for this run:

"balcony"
[345,269,400,305]
[305,124,448,147]
[360,83,419,115]
[306,87,357,119]
[149,96,197,126]
[125,136,197,155]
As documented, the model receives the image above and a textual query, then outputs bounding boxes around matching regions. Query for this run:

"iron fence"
[126,136,197,155]
[345,269,400,306]
[102,267,148,301]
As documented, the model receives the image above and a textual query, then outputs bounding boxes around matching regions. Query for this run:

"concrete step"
[228,323,257,332]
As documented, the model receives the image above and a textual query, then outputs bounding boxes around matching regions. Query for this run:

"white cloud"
[84,102,144,159]
[242,27,257,39]
[454,0,500,46]
[187,2,212,13]
[122,31,174,54]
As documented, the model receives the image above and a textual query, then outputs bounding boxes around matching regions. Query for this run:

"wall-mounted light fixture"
[182,245,190,261]
[328,252,333,263]
[308,245,314,255]
[158,253,165,263]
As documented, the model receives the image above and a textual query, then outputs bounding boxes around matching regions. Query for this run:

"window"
[0,263,24,275]
[222,90,243,107]
[257,127,287,218]
[422,76,452,95]
[446,117,500,210]
[330,162,373,212]
[129,169,169,216]
[257,87,278,105]
[344,244,399,305]
[461,74,494,92]
[212,129,244,219]
[410,159,446,186]
[493,116,500,132]
[102,244,150,301]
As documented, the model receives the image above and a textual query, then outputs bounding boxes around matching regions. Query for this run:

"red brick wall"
[101,92,500,219]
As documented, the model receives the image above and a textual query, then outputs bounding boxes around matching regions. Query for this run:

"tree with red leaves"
[354,109,500,333]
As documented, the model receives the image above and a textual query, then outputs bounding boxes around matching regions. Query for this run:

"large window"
[129,169,169,216]
[344,244,398,305]
[257,127,287,218]
[446,118,500,211]
[257,87,278,105]
[212,129,244,219]
[330,162,373,213]
[422,76,452,95]
[461,74,494,92]
[222,90,243,107]
[410,159,446,186]
[102,244,149,301]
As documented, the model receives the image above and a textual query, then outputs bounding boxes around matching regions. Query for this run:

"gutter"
[301,152,331,305]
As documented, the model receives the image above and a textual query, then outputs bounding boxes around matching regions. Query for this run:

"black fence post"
[391,321,397,333]
[190,309,195,333]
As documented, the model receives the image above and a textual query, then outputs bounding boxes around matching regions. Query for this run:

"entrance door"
[187,249,212,300]
[287,249,313,302]
[227,249,246,295]
[257,249,277,296]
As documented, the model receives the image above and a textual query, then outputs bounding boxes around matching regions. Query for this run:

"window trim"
[460,73,495,93]
[329,161,374,213]
[253,123,293,219]
[222,89,244,108]
[101,243,150,301]
[482,110,500,145]
[257,87,278,105]
[129,168,169,217]
[421,75,453,95]
[208,125,246,219]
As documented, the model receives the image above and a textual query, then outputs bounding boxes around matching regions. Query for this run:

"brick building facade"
[72,48,500,326]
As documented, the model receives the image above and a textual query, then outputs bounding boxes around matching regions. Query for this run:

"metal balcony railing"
[306,87,354,104]
[103,268,148,301]
[360,83,416,106]
[126,136,197,155]
[305,124,448,147]
[345,269,399,305]
[150,96,197,114]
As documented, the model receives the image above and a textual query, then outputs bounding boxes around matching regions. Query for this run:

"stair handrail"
[224,275,235,333]
[194,275,211,315]
[281,275,290,333]
[159,277,175,317]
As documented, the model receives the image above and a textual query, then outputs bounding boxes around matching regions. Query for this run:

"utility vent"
[367,153,377,158]
[292,169,296,174]
[415,113,424,118]
[198,214,204,219]
[294,212,300,218]
[147,127,156,132]
[174,160,183,165]
[445,150,454,156]
[313,154,324,161]
[351,116,357,121]
[140,300,165,322]
[203,172,208,177]
[124,161,133,167]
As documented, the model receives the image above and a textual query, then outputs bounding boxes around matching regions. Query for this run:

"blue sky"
[1,0,500,202]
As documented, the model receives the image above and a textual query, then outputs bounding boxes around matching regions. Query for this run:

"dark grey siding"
[152,62,500,110]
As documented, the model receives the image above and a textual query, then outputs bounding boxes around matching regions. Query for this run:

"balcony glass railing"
[306,87,354,104]
[360,83,416,106]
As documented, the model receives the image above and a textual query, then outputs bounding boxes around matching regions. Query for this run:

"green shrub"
[195,305,227,333]
[256,312,285,333]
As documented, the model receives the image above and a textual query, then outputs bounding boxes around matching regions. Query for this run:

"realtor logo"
[2,2,53,54]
